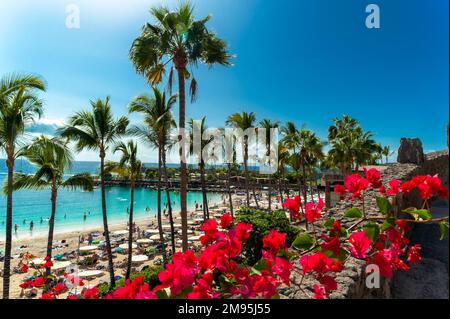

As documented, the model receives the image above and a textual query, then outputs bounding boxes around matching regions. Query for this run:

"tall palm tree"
[0,73,46,299]
[276,141,289,203]
[129,87,176,257]
[259,119,279,212]
[58,97,128,287]
[382,145,393,164]
[226,112,256,207]
[222,129,237,217]
[130,2,232,252]
[106,141,142,279]
[8,136,93,276]
[188,117,212,220]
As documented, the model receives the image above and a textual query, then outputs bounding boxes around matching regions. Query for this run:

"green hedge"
[235,208,299,265]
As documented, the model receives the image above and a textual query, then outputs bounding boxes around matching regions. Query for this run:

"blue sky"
[0,0,448,163]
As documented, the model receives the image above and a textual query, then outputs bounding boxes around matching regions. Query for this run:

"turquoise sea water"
[0,160,221,240]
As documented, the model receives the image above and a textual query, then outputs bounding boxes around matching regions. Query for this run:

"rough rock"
[397,138,425,164]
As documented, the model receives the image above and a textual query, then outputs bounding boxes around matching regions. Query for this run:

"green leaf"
[376,197,391,215]
[381,218,395,232]
[292,233,314,250]
[154,287,170,299]
[363,222,380,242]
[439,222,449,240]
[323,218,335,229]
[344,207,363,219]
[402,208,432,220]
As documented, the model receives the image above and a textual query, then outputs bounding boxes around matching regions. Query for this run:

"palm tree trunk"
[268,176,272,213]
[126,179,135,279]
[162,151,175,254]
[200,161,209,220]
[176,64,188,252]
[157,146,167,263]
[301,162,308,206]
[252,183,260,208]
[278,175,284,203]
[2,155,14,299]
[227,164,234,217]
[45,185,57,276]
[100,150,115,287]
[244,141,250,207]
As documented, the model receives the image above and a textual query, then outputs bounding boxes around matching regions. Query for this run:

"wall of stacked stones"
[280,150,449,299]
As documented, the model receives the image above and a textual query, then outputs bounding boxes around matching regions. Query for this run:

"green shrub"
[235,208,299,265]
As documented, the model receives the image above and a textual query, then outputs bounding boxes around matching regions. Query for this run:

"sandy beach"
[0,192,249,298]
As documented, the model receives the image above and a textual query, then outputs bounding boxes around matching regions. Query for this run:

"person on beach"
[14,224,18,235]
[30,221,34,232]
[40,217,43,224]
[87,234,93,245]
[83,212,87,221]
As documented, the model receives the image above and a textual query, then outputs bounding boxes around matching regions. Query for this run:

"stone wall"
[279,149,449,299]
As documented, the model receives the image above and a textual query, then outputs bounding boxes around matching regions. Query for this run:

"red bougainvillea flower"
[348,231,371,259]
[262,229,286,255]
[19,280,33,289]
[387,179,401,196]
[400,181,414,195]
[299,251,339,275]
[331,220,343,237]
[81,287,99,299]
[53,282,67,295]
[364,168,382,189]
[41,292,54,299]
[321,235,341,257]
[333,185,346,200]
[407,244,421,264]
[379,186,386,196]
[313,284,325,299]
[344,174,369,199]
[438,187,449,199]
[319,275,338,295]
[20,264,29,273]
[156,250,198,296]
[32,277,46,288]
[370,249,394,278]
[200,219,220,245]
[305,198,325,223]
[233,222,253,242]
[220,213,233,229]
[282,196,302,220]
[272,257,293,286]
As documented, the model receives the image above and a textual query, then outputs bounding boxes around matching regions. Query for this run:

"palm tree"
[188,117,212,220]
[382,145,393,164]
[258,119,279,212]
[106,141,142,279]
[58,97,128,287]
[129,87,176,257]
[222,129,237,217]
[0,73,46,299]
[226,112,256,207]
[130,2,232,252]
[8,136,93,276]
[276,141,289,203]
[327,115,379,174]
